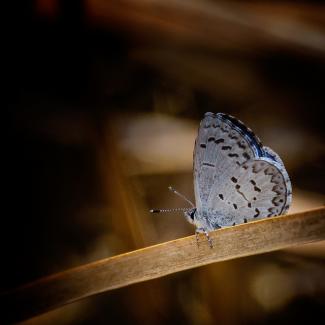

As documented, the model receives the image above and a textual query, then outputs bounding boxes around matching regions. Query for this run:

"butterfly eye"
[190,210,196,220]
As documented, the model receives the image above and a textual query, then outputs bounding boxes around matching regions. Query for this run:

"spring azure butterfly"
[151,112,292,247]
[180,113,292,245]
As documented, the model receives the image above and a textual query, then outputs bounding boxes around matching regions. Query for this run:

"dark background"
[3,0,325,324]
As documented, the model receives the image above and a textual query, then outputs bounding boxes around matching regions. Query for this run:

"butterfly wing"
[193,112,292,228]
[193,112,259,211]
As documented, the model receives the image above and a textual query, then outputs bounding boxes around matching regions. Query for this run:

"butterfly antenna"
[150,208,191,214]
[168,186,195,208]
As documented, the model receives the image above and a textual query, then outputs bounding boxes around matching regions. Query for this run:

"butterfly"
[151,112,292,248]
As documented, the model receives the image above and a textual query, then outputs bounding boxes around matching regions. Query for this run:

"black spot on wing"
[203,162,215,168]
[272,196,283,206]
[222,146,232,150]
[228,153,239,157]
[200,143,206,148]
[264,167,274,175]
[254,186,261,192]
[219,194,224,200]
[254,208,260,218]
[231,177,238,183]
[272,185,284,194]
[215,138,224,144]
[229,134,238,140]
[237,141,246,149]
[243,152,251,160]
[268,207,279,215]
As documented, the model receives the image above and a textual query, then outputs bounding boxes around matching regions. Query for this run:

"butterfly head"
[184,208,197,225]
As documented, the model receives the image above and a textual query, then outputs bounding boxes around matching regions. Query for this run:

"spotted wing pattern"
[193,112,292,228]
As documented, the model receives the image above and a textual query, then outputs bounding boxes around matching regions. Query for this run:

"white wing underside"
[193,113,292,229]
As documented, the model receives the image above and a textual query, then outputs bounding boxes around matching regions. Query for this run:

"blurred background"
[3,0,325,324]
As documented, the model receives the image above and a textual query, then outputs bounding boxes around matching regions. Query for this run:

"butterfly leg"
[195,229,200,247]
[195,227,213,248]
